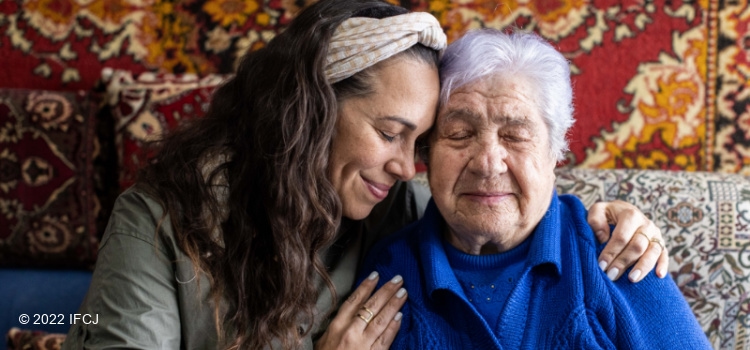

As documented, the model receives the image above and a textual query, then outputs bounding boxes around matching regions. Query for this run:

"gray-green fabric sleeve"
[63,190,182,349]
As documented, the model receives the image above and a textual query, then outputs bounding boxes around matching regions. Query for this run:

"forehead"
[439,74,538,123]
[343,58,439,130]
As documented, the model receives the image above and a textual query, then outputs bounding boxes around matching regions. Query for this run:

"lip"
[362,177,392,201]
[461,191,512,204]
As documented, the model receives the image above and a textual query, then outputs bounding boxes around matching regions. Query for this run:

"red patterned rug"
[0,0,747,174]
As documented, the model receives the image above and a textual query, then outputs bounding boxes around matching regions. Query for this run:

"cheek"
[517,156,556,201]
[330,133,384,176]
[428,146,465,193]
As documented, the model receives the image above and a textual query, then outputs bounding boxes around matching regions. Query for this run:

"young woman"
[63,1,667,349]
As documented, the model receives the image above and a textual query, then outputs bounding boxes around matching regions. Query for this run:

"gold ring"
[356,313,371,324]
[356,306,375,324]
[650,237,665,251]
[361,306,374,319]
[635,231,650,241]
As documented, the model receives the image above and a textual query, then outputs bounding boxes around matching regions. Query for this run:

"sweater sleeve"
[604,265,712,349]
[559,194,710,349]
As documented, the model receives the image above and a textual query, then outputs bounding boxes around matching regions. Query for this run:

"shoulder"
[111,186,167,222]
[557,193,589,224]
[557,194,599,247]
[375,218,421,250]
[367,219,422,265]
[101,186,177,254]
[360,218,423,282]
[601,269,709,347]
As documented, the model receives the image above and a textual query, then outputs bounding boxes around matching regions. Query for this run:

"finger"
[331,271,380,330]
[643,220,670,278]
[630,220,663,277]
[645,221,670,278]
[597,207,641,272]
[587,202,612,244]
[371,312,404,350]
[363,287,407,340]
[627,240,662,283]
[354,275,404,332]
[656,244,670,279]
[605,229,650,281]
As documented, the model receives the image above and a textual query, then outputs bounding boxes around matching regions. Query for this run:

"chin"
[342,204,374,221]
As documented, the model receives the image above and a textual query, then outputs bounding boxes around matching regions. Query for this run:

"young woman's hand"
[315,272,407,350]
[588,200,669,282]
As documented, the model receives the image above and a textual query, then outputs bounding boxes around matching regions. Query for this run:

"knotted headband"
[325,12,447,83]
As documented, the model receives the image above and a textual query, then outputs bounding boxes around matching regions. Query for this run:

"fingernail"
[596,230,605,239]
[598,260,608,271]
[391,275,403,284]
[659,268,667,278]
[396,288,406,298]
[367,271,379,280]
[607,267,619,281]
[629,269,641,282]
[394,312,403,321]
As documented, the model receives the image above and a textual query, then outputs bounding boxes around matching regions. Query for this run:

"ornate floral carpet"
[0,0,748,174]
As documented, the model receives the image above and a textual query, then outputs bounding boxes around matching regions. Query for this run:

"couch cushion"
[102,69,228,191]
[555,168,750,349]
[0,89,100,268]
[6,328,64,350]
[0,268,91,347]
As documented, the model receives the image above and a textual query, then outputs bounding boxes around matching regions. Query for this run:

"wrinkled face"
[329,58,439,220]
[428,75,557,249]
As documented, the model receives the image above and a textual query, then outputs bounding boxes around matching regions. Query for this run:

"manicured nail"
[391,275,403,284]
[598,260,608,271]
[658,268,667,279]
[607,267,619,281]
[396,288,406,298]
[394,312,403,321]
[367,271,379,280]
[629,269,641,282]
[596,230,606,239]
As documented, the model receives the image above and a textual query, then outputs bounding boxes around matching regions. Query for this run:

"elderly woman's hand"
[587,200,669,282]
[315,272,407,350]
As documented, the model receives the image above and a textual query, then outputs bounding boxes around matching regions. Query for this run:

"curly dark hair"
[137,0,439,348]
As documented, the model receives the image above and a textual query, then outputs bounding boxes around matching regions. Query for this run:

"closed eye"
[503,135,528,143]
[447,131,471,140]
[380,130,396,142]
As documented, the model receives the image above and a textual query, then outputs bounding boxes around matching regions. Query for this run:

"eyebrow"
[496,116,532,128]
[442,107,482,122]
[381,116,417,131]
[442,107,532,127]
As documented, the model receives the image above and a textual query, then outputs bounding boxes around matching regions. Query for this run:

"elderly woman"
[357,29,711,349]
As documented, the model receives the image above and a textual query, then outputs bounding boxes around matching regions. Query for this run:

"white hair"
[439,29,575,161]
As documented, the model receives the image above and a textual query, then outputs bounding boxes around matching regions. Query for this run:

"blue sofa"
[1,269,91,350]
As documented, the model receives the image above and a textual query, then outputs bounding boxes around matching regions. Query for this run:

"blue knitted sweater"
[358,193,711,349]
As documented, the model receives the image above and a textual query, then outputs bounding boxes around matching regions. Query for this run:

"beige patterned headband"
[325,12,447,83]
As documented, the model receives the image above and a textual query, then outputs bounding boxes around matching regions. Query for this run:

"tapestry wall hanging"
[0,0,748,174]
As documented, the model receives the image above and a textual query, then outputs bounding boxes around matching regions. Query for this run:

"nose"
[385,144,417,181]
[468,139,507,177]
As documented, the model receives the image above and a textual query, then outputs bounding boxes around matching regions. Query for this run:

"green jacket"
[62,180,430,349]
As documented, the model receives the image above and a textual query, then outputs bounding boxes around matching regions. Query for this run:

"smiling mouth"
[363,177,391,201]
[462,192,511,204]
